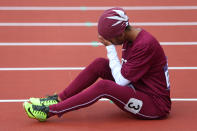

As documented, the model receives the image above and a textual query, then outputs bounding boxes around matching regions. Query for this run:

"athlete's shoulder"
[123,29,160,56]
[129,30,154,53]
[139,29,159,45]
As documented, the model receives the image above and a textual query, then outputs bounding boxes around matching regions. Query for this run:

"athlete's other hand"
[98,35,112,46]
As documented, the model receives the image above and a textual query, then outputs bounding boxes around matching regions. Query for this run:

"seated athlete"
[23,7,171,121]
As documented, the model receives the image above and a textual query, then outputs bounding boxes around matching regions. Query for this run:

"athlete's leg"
[49,80,166,119]
[29,58,114,106]
[59,58,114,101]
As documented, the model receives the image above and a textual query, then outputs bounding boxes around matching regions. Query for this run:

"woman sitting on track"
[23,7,171,121]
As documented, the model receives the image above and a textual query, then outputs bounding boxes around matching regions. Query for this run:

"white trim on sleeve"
[106,45,130,86]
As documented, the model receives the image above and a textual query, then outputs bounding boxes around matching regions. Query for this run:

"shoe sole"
[23,102,35,119]
[23,102,47,122]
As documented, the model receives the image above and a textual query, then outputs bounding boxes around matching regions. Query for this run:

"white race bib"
[124,98,143,114]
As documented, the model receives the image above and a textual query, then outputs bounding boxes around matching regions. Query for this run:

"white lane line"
[0,6,197,10]
[169,67,197,69]
[0,67,196,71]
[0,22,197,26]
[160,42,197,45]
[0,98,197,103]
[0,99,29,102]
[171,98,197,101]
[0,42,102,46]
[102,98,197,102]
[0,67,85,71]
[0,42,197,46]
[133,22,197,26]
[0,23,96,26]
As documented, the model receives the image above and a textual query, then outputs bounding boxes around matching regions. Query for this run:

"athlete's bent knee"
[92,58,108,66]
[88,58,109,72]
[94,80,113,93]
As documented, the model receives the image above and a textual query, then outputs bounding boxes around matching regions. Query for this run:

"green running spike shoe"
[29,94,59,106]
[23,102,49,122]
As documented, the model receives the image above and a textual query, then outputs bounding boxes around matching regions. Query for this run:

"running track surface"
[0,0,197,130]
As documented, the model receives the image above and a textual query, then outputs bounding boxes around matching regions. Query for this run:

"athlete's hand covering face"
[98,35,112,46]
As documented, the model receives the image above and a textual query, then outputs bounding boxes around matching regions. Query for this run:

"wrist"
[106,45,115,53]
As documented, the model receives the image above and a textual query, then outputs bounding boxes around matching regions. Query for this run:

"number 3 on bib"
[124,98,143,114]
[164,63,170,90]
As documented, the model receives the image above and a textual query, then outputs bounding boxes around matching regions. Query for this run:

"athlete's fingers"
[98,35,112,46]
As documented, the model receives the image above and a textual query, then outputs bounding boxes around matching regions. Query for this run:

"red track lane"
[0,101,196,131]
[0,26,197,42]
[0,10,197,22]
[0,0,197,6]
[0,0,197,131]
[0,70,196,99]
[0,45,196,67]
[0,45,194,67]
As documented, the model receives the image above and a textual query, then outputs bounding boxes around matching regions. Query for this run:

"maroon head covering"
[98,7,129,40]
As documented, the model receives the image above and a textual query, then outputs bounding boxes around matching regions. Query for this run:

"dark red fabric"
[98,7,129,39]
[121,29,171,114]
[49,58,168,119]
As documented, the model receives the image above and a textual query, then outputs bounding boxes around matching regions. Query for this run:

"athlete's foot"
[29,94,60,106]
[23,102,49,122]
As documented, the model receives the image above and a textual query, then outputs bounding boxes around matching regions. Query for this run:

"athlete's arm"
[106,45,130,86]
[98,35,130,86]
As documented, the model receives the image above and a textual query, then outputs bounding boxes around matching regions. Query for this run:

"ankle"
[47,111,55,118]
[57,96,61,102]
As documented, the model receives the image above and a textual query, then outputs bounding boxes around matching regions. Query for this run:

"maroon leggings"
[49,58,165,119]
